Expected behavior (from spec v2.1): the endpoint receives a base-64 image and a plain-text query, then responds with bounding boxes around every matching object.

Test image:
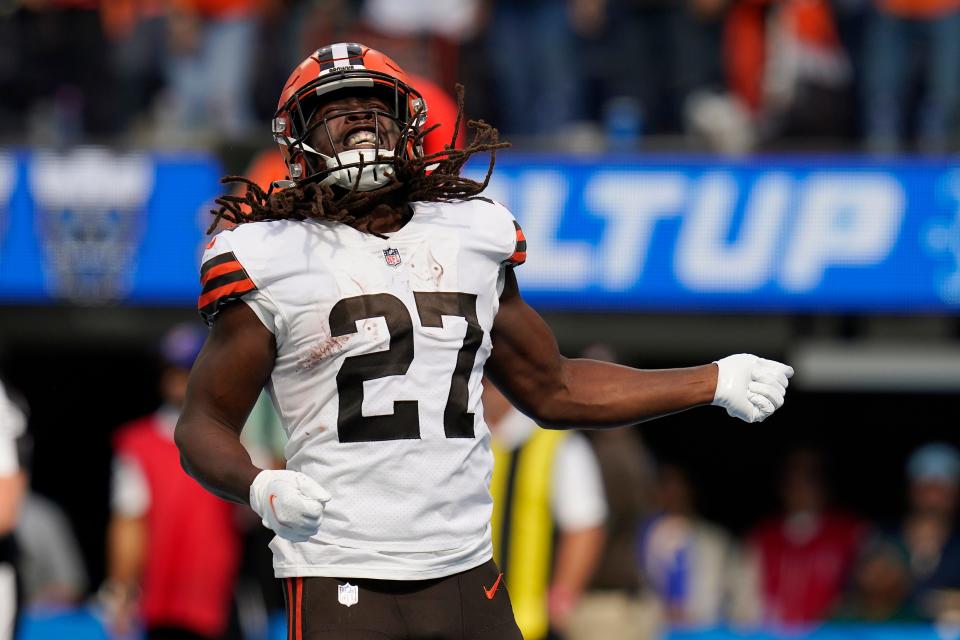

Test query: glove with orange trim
[249,470,331,542]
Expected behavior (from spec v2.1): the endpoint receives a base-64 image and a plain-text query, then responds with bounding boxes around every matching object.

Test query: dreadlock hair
[208,85,509,237]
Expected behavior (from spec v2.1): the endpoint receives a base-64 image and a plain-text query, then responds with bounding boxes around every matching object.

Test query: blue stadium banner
[1,148,959,312]
[0,148,219,305]
[472,155,960,312]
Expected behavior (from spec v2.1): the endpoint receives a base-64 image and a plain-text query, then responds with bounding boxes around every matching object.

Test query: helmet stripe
[318,43,365,74]
[315,46,334,72]
[346,43,364,66]
[331,42,350,65]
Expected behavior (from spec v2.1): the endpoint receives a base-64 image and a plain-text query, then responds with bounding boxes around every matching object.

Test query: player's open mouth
[342,127,383,150]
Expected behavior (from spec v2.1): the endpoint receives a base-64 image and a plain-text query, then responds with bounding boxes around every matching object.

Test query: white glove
[249,470,331,542]
[712,354,794,423]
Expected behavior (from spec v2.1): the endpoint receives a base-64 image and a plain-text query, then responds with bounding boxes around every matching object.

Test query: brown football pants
[280,559,523,640]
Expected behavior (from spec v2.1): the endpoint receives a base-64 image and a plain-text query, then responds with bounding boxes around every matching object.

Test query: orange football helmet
[272,43,427,191]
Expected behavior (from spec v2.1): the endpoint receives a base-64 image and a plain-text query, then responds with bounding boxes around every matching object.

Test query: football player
[175,43,793,640]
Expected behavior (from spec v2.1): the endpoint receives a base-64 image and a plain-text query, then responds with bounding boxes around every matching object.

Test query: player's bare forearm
[552,525,605,599]
[176,416,260,504]
[549,525,605,627]
[537,358,717,428]
[0,472,26,535]
[174,303,276,504]
[106,515,146,586]
[488,269,717,428]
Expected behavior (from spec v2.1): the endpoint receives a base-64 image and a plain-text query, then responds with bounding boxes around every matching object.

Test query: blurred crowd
[2,0,960,154]
[483,344,960,638]
[4,335,960,639]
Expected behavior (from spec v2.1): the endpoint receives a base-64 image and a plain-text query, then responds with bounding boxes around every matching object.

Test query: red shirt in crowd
[114,416,241,637]
[750,511,865,625]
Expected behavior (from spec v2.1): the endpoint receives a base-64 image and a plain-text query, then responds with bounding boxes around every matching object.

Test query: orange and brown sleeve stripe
[507,220,526,266]
[198,252,256,325]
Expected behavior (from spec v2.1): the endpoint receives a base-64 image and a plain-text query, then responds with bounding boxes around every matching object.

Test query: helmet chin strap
[319,148,396,192]
[275,132,398,192]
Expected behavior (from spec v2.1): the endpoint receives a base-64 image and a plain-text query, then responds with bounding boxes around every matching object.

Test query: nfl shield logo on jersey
[338,583,359,607]
[383,247,401,267]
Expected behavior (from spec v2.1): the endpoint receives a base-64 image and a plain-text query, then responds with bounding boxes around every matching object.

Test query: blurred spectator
[361,0,478,41]
[832,536,921,622]
[862,0,960,153]
[895,443,960,619]
[603,0,724,140]
[156,0,260,143]
[762,0,853,138]
[566,427,660,640]
[740,448,865,626]
[715,0,852,151]
[284,0,356,81]
[486,0,583,139]
[566,428,662,640]
[0,0,115,142]
[14,424,87,610]
[102,324,241,639]
[566,343,661,640]
[833,445,960,623]
[240,392,286,472]
[355,0,479,96]
[830,0,874,138]
[637,463,742,628]
[103,0,169,135]
[483,379,607,640]
[15,491,88,609]
[0,382,27,640]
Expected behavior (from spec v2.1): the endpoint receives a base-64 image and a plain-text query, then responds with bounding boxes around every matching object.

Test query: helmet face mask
[273,45,427,192]
[296,93,403,192]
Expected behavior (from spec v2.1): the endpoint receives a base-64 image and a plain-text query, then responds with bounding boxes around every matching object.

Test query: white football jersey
[198,198,526,579]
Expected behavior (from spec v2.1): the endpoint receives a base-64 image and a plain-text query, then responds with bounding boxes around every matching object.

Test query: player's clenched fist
[711,354,794,423]
[249,470,331,542]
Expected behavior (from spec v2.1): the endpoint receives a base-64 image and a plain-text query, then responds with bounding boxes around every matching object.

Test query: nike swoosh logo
[483,573,504,600]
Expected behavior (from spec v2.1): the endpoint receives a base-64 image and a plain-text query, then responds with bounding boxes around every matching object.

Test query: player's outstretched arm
[486,269,792,427]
